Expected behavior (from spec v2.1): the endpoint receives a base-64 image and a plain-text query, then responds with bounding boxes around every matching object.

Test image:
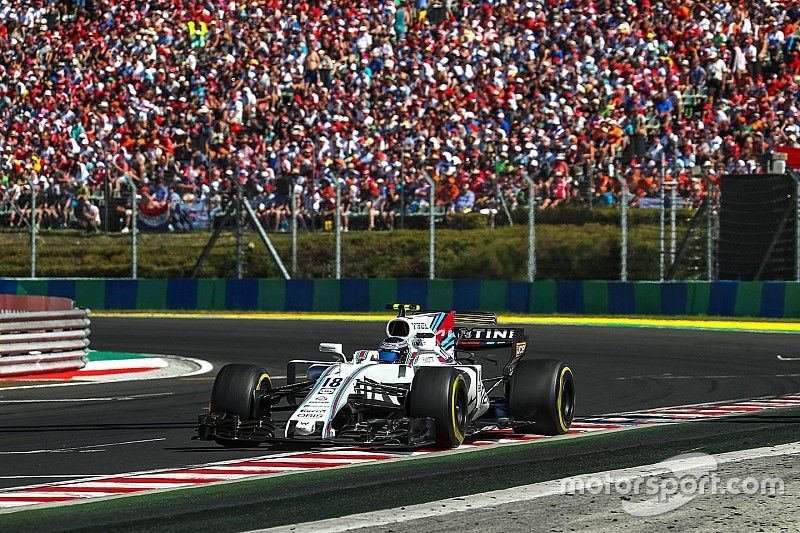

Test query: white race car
[197,305,575,448]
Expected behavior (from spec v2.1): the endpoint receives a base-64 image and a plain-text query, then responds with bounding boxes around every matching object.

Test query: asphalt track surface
[2,317,800,493]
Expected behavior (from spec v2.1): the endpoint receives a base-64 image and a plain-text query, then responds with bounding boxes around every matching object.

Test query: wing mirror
[319,343,346,362]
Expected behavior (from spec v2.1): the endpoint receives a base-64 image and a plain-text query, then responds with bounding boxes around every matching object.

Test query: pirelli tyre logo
[464,328,517,340]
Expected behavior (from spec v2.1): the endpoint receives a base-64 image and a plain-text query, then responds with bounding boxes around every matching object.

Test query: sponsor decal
[471,328,515,340]
[461,328,514,340]
[296,409,327,418]
[435,311,456,345]
[319,388,335,394]
[413,323,428,330]
[515,341,527,356]
[309,395,330,403]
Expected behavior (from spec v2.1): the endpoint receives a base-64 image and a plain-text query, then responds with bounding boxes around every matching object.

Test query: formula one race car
[197,305,575,449]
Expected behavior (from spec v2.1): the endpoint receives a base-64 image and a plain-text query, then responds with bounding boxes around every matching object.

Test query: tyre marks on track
[3,393,800,511]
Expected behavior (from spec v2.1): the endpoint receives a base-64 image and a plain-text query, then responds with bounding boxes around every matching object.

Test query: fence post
[400,149,406,230]
[242,200,291,279]
[422,172,436,279]
[127,177,138,279]
[290,177,297,277]
[26,177,36,279]
[614,165,628,281]
[790,170,800,282]
[706,180,714,281]
[659,175,666,281]
[334,174,342,280]
[235,173,244,280]
[103,173,110,232]
[670,181,677,267]
[522,171,536,282]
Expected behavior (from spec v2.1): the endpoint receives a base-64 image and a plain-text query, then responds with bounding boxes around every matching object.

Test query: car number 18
[319,377,343,388]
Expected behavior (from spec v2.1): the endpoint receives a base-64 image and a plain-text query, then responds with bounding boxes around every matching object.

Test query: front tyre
[407,367,469,448]
[508,359,575,435]
[210,364,271,447]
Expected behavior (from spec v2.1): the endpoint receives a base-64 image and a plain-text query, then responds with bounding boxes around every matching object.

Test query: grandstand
[0,0,798,232]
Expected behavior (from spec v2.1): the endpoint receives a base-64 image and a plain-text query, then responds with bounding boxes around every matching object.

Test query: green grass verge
[0,208,697,280]
[6,408,800,533]
[88,351,154,361]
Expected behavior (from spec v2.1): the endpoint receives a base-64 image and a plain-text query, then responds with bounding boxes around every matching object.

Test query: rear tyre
[407,367,469,448]
[508,359,575,435]
[210,364,271,447]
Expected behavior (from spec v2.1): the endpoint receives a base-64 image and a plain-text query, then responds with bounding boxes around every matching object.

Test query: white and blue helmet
[378,336,410,364]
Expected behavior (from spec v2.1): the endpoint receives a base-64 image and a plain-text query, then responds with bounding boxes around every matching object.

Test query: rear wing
[386,303,497,326]
[451,312,498,326]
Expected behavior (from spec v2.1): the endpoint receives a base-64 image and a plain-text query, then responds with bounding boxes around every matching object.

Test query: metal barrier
[0,308,90,376]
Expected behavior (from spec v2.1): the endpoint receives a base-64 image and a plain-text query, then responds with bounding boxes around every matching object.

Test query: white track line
[617,373,800,380]
[0,476,105,480]
[0,438,165,455]
[0,393,172,404]
[254,441,800,533]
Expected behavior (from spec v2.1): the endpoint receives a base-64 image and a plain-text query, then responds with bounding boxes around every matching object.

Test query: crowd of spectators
[0,0,799,232]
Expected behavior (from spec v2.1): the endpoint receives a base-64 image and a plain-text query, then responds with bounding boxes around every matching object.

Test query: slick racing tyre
[508,359,575,435]
[210,364,271,447]
[407,367,469,448]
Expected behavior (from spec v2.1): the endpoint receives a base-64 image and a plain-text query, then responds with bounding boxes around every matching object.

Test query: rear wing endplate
[454,327,529,371]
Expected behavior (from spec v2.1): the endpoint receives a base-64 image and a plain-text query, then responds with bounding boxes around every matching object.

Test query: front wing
[196,412,436,448]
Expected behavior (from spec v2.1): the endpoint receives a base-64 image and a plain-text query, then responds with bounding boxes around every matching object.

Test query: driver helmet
[377,336,410,364]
